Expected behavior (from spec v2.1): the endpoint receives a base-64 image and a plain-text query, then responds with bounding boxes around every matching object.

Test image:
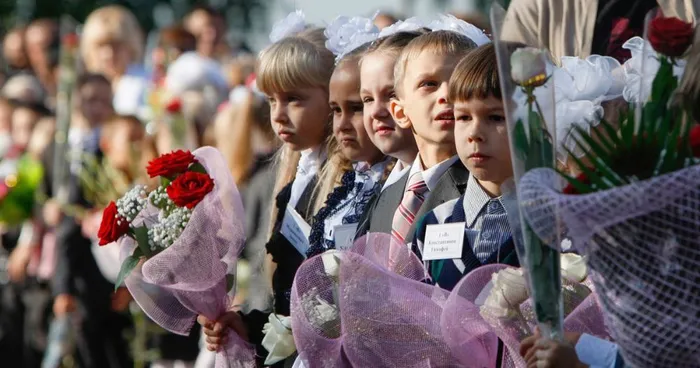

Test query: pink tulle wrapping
[119,146,255,368]
[291,234,468,367]
[443,264,611,367]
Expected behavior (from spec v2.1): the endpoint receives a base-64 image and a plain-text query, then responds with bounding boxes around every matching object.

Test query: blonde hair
[394,30,477,96]
[257,27,336,236]
[215,91,276,186]
[81,5,145,74]
[359,29,430,68]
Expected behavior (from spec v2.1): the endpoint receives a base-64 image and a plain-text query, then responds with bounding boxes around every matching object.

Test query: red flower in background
[146,150,196,178]
[648,16,694,57]
[62,33,79,49]
[98,202,130,246]
[690,125,700,157]
[165,98,182,114]
[166,171,214,209]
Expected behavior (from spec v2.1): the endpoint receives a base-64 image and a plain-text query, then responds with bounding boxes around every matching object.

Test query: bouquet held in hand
[98,147,255,368]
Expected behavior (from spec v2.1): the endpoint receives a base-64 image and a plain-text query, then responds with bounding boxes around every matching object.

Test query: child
[306,20,391,258]
[198,19,335,367]
[412,43,520,291]
[357,28,478,244]
[358,29,426,190]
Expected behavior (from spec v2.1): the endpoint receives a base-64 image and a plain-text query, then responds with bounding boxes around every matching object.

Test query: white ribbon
[261,314,296,365]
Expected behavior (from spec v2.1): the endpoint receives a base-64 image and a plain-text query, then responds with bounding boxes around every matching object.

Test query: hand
[197,311,249,352]
[53,294,77,317]
[7,246,32,282]
[111,287,132,312]
[43,199,63,227]
[521,330,587,368]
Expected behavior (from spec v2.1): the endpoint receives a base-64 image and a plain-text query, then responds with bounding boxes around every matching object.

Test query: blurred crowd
[0,4,489,368]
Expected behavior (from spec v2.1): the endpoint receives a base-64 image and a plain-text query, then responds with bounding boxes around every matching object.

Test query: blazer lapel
[406,161,469,243]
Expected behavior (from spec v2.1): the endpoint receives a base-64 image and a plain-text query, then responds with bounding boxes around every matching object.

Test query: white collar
[298,146,326,176]
[408,154,459,191]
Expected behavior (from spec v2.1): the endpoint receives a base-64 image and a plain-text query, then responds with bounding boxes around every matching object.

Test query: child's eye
[331,106,342,115]
[288,95,302,103]
[267,96,276,104]
[419,80,438,89]
[362,96,374,104]
[489,114,506,123]
[456,115,472,122]
[388,90,397,99]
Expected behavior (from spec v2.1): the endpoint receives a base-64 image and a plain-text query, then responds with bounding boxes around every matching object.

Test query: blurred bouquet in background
[0,154,44,225]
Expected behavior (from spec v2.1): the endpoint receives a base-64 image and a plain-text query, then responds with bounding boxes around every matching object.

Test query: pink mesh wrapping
[443,264,610,368]
[519,166,700,367]
[119,146,255,368]
[290,234,465,367]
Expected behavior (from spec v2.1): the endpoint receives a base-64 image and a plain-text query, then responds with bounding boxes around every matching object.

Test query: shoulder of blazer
[296,175,319,222]
[447,160,470,189]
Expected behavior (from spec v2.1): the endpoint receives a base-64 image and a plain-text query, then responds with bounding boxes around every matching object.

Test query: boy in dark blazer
[412,44,520,289]
[355,30,478,244]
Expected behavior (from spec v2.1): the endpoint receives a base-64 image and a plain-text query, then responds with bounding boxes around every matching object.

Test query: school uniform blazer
[244,176,318,367]
[355,160,470,244]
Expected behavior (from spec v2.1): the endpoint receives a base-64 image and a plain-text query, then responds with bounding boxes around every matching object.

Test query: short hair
[448,43,501,102]
[394,30,477,96]
[76,73,111,91]
[256,28,335,94]
[81,6,145,71]
[159,25,197,54]
[359,28,430,67]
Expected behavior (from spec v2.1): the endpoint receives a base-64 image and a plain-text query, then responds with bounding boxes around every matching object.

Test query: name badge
[280,205,311,257]
[422,222,465,261]
[333,223,358,251]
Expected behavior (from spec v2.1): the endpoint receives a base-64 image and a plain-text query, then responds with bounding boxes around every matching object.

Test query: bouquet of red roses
[99,147,255,368]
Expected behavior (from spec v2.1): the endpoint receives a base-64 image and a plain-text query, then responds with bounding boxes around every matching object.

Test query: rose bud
[510,47,548,87]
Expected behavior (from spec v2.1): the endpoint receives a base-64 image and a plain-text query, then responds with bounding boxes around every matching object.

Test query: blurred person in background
[151,25,198,85]
[24,19,59,100]
[39,73,132,368]
[81,5,149,117]
[3,26,30,77]
[222,53,256,89]
[1,73,47,107]
[184,5,230,61]
[374,12,400,29]
[502,0,698,62]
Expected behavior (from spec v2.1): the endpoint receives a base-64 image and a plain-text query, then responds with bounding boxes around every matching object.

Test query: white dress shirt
[382,159,411,192]
[289,147,326,209]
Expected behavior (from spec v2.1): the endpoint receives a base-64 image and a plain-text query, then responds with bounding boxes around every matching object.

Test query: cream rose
[511,47,547,86]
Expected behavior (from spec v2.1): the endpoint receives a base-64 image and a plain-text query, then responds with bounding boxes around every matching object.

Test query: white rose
[481,268,529,318]
[511,47,547,86]
[261,314,296,365]
[560,253,587,283]
[313,296,339,324]
[321,251,341,279]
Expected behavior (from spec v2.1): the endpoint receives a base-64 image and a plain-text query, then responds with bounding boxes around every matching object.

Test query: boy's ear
[390,99,411,130]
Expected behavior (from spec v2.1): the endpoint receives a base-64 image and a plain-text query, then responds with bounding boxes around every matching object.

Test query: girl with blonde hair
[81,5,148,116]
[198,12,335,367]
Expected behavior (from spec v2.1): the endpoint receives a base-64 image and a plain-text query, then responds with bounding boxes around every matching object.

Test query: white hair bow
[325,12,380,61]
[377,16,426,39]
[269,10,307,43]
[427,14,490,46]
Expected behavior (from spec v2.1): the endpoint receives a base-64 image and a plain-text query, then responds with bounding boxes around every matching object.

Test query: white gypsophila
[427,14,490,46]
[147,206,192,251]
[148,186,172,209]
[116,185,147,222]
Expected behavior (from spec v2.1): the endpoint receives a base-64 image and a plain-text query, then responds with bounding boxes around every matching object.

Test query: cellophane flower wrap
[101,147,255,368]
[291,233,467,368]
[490,2,564,340]
[441,257,608,368]
[518,13,700,368]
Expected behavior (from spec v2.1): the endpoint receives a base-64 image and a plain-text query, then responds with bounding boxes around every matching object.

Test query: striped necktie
[391,172,429,243]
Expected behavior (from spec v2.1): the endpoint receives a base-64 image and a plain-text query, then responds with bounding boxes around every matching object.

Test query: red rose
[98,202,130,246]
[62,33,79,49]
[146,150,196,178]
[690,124,700,157]
[165,98,182,114]
[166,171,214,209]
[563,173,588,195]
[648,16,694,57]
